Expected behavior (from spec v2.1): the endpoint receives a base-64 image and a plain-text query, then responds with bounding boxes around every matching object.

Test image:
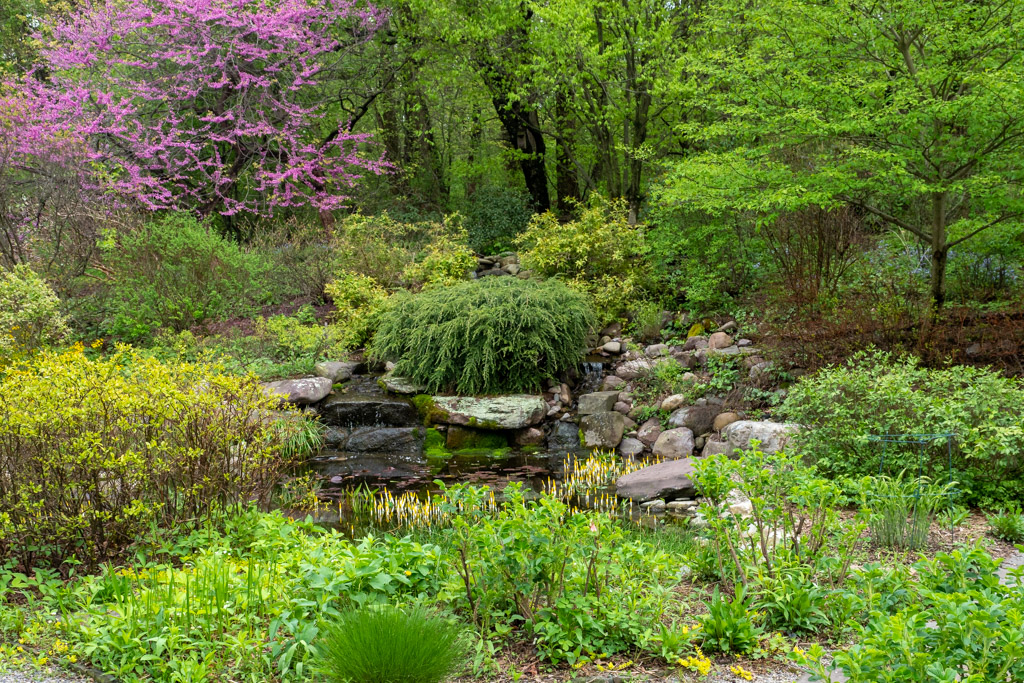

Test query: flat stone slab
[432,395,547,430]
[616,458,697,502]
[577,390,620,415]
[379,373,427,395]
[345,426,426,454]
[314,361,358,383]
[317,394,418,427]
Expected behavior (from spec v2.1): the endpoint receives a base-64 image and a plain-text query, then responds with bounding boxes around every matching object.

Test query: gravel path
[0,668,89,683]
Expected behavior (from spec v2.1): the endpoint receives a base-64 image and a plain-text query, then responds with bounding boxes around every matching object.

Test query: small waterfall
[576,359,606,395]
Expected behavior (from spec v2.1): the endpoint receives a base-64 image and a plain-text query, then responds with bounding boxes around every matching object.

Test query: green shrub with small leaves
[370,277,593,395]
[0,264,69,365]
[781,350,1024,506]
[987,504,1024,543]
[464,186,535,253]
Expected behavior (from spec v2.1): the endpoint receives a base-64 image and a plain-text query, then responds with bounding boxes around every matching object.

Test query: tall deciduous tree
[15,0,388,218]
[663,0,1024,309]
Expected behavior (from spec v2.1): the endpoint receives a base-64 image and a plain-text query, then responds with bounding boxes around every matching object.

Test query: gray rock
[749,361,774,378]
[615,358,659,380]
[717,321,738,333]
[637,418,663,447]
[580,412,626,448]
[682,336,708,352]
[602,340,622,354]
[314,361,357,383]
[641,499,667,513]
[653,427,695,459]
[379,373,428,394]
[324,426,349,447]
[737,338,753,347]
[431,395,547,430]
[708,331,734,349]
[660,394,687,412]
[514,427,545,446]
[504,263,521,275]
[262,377,333,406]
[618,437,645,458]
[616,458,697,502]
[477,267,509,277]
[645,343,668,358]
[319,394,418,427]
[577,390,620,415]
[702,438,732,457]
[547,421,583,451]
[601,322,623,337]
[668,405,717,435]
[722,420,800,455]
[600,375,626,391]
[613,401,632,414]
[346,426,426,454]
[559,383,572,405]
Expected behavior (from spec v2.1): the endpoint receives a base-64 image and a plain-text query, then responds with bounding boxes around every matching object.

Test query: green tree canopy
[661,0,1024,308]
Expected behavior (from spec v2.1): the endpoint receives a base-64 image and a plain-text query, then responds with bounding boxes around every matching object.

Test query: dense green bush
[316,606,466,683]
[96,213,269,341]
[780,350,1024,505]
[0,347,304,569]
[0,264,69,365]
[463,186,534,253]
[516,196,648,323]
[370,277,593,395]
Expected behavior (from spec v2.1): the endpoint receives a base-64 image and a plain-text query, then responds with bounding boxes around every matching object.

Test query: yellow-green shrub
[516,196,649,322]
[0,265,69,365]
[325,271,391,349]
[331,212,423,288]
[0,347,304,570]
[403,217,476,290]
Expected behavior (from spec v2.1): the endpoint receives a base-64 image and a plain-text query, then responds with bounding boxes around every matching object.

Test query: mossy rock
[411,395,451,426]
[445,426,509,451]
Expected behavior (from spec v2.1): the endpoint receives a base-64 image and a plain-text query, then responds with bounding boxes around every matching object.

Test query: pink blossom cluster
[4,0,388,216]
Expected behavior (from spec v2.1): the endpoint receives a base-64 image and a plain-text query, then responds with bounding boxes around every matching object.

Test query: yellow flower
[731,664,754,681]
[404,570,411,576]
[68,655,78,663]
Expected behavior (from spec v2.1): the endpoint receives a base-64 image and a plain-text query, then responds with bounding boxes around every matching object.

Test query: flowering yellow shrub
[0,346,304,570]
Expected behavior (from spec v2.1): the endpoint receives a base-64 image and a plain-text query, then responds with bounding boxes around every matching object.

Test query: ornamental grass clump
[370,277,594,395]
[316,606,466,683]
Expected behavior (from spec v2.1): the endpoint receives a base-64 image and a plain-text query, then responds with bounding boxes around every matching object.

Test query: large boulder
[431,395,547,430]
[262,377,332,406]
[577,390,620,415]
[580,412,626,448]
[653,427,695,459]
[616,458,697,502]
[722,420,799,455]
[547,421,583,451]
[314,361,358,383]
[708,331,734,349]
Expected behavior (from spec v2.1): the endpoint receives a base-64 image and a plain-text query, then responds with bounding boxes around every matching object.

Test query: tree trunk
[488,88,550,212]
[929,191,948,311]
[554,92,580,217]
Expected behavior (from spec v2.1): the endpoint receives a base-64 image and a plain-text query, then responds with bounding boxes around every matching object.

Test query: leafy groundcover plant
[316,606,466,683]
[370,277,594,395]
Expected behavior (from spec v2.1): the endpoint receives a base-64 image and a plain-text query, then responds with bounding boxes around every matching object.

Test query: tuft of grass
[864,471,953,550]
[316,606,467,683]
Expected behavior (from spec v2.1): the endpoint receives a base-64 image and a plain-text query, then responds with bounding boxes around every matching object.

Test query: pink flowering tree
[16,0,388,218]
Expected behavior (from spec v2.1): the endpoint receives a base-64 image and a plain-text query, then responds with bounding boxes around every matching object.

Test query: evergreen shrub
[370,277,593,395]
